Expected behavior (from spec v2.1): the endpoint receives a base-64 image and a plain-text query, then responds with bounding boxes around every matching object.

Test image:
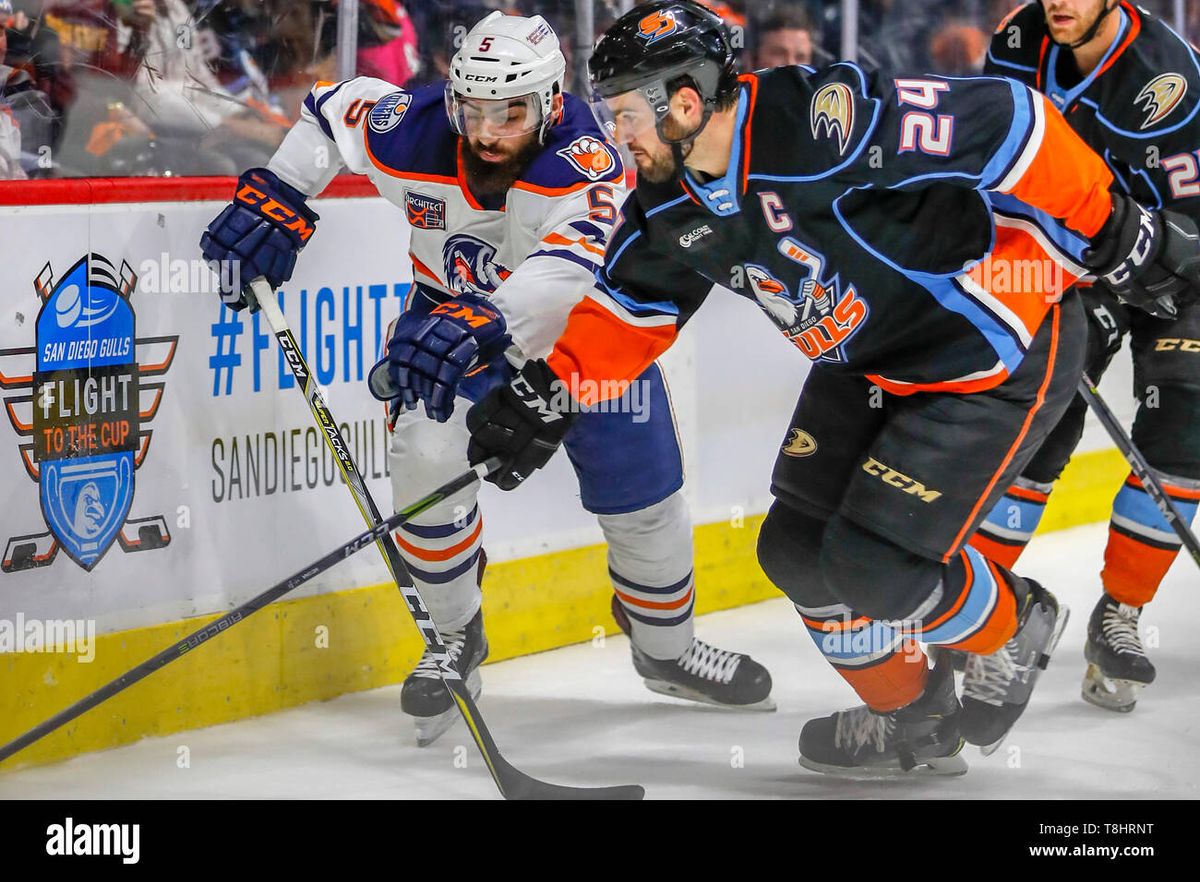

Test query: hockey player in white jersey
[200,12,773,746]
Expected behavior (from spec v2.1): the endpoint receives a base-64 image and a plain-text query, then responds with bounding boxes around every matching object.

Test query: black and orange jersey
[987,2,1200,221]
[547,65,1114,402]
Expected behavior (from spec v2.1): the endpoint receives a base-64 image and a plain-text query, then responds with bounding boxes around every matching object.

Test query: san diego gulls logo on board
[811,83,855,155]
[0,254,177,572]
[1136,73,1188,129]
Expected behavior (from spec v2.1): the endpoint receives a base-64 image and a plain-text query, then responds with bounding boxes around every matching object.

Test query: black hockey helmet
[587,0,736,146]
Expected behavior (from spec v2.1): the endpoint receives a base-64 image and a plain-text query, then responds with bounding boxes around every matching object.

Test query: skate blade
[642,678,777,712]
[1038,603,1070,670]
[798,750,969,780]
[976,604,1072,757]
[1081,664,1141,713]
[411,669,482,748]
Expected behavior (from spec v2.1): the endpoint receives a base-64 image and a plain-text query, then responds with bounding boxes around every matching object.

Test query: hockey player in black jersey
[977,1,1200,713]
[462,1,1200,776]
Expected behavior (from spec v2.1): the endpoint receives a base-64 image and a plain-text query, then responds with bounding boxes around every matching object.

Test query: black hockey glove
[200,168,319,312]
[1084,192,1200,320]
[466,359,576,491]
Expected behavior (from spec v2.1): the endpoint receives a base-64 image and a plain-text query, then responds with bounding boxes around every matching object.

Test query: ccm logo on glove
[235,181,316,242]
[430,300,500,328]
[511,374,565,424]
[1101,206,1155,287]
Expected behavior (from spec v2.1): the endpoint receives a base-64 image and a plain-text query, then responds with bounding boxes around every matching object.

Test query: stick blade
[500,772,645,801]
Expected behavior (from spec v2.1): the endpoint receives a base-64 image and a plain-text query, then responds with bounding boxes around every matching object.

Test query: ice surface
[1,522,1196,799]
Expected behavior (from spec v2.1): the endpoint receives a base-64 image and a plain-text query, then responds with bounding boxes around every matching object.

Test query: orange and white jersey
[267,77,626,360]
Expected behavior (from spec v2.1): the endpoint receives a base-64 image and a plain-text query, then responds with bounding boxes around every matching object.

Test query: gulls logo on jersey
[557,136,617,182]
[744,238,868,364]
[636,9,679,44]
[1135,73,1188,130]
[405,191,446,230]
[811,83,855,155]
[369,91,412,133]
[0,254,177,572]
[443,235,512,296]
[746,264,797,323]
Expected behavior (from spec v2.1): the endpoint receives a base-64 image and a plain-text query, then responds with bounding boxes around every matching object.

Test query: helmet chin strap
[657,106,714,182]
[1049,0,1119,50]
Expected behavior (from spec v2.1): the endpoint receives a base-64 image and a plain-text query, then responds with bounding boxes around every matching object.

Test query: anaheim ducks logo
[1136,73,1188,130]
[557,135,617,181]
[782,429,818,457]
[637,9,679,44]
[811,83,855,155]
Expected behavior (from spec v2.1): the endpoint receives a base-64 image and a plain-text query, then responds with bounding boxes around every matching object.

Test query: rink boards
[0,180,1132,768]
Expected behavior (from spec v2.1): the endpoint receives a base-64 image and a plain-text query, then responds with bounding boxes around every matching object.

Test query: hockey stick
[0,462,493,766]
[1078,374,1200,569]
[248,277,644,800]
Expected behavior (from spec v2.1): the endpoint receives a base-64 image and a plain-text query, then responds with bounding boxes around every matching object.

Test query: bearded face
[460,129,543,198]
[1043,0,1117,46]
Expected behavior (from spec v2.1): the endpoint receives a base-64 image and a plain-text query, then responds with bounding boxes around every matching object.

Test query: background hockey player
[462,1,1200,777]
[0,0,29,180]
[198,11,772,747]
[978,0,1200,712]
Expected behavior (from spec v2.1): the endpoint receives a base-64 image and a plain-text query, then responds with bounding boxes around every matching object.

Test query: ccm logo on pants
[1154,338,1200,352]
[862,457,943,503]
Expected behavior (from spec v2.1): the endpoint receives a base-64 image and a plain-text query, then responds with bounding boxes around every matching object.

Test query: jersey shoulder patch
[750,65,880,180]
[985,2,1044,79]
[517,93,624,192]
[1106,11,1200,136]
[361,81,458,178]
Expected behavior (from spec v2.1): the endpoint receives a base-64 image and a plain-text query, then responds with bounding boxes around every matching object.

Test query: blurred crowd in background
[1,0,1196,180]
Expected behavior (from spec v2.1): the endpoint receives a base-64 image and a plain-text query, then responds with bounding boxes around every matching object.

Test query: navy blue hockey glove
[199,167,319,312]
[466,359,576,491]
[1085,193,1200,320]
[368,294,510,422]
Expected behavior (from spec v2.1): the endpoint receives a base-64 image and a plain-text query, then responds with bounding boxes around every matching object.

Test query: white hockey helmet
[445,11,567,142]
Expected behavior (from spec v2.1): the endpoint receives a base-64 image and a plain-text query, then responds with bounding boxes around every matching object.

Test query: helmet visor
[446,87,543,139]
[588,81,671,145]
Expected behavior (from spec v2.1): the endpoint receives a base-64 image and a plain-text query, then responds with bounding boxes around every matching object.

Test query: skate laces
[963,642,1026,706]
[677,639,742,684]
[834,705,892,754]
[412,626,468,680]
[1101,603,1146,658]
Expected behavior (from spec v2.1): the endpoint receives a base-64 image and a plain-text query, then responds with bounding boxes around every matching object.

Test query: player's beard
[1044,0,1115,47]
[461,135,542,198]
[635,117,696,184]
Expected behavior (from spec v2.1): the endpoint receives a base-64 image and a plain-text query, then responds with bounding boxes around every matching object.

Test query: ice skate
[612,595,775,710]
[798,656,967,778]
[400,609,488,747]
[1081,595,1156,713]
[960,579,1068,754]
